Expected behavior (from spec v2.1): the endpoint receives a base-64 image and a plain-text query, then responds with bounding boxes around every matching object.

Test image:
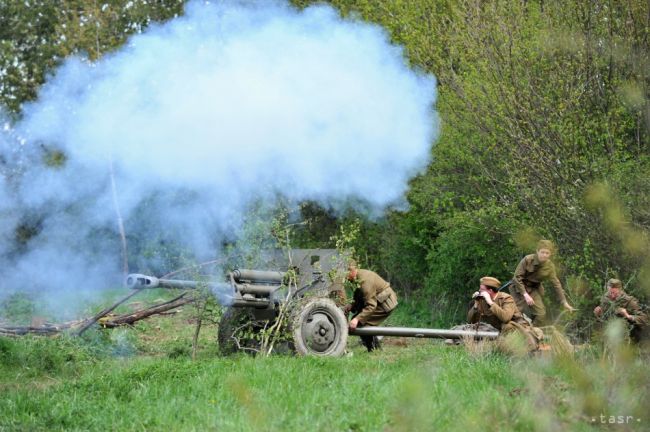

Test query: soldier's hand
[562,302,576,312]
[349,317,359,330]
[479,291,493,305]
[615,308,630,319]
[472,291,480,299]
[523,292,535,306]
[593,306,602,317]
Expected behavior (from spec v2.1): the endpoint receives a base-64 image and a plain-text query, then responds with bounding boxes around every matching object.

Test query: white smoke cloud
[0,0,437,318]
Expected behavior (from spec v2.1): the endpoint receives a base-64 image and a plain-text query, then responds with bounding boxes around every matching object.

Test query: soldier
[469,276,543,351]
[508,239,575,325]
[594,278,647,343]
[345,260,398,352]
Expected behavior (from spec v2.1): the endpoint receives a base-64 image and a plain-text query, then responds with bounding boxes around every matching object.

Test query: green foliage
[292,0,650,329]
[0,292,36,325]
[423,207,520,325]
[0,0,184,112]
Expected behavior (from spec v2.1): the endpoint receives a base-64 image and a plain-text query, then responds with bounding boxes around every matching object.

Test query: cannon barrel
[126,274,163,289]
[125,274,229,291]
[125,273,280,298]
[349,326,499,340]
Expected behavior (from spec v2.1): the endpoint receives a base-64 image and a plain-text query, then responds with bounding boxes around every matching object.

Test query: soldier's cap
[480,276,501,290]
[536,239,555,252]
[607,278,622,288]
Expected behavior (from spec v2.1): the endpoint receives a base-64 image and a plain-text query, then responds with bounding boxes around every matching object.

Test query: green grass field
[1,294,648,431]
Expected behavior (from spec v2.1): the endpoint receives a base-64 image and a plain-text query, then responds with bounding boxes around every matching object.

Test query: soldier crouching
[594,278,648,344]
[468,276,543,351]
[345,260,398,352]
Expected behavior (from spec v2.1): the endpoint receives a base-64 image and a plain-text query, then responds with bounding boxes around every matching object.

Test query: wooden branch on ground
[0,292,195,336]
[98,293,194,328]
[0,321,80,336]
[74,289,142,336]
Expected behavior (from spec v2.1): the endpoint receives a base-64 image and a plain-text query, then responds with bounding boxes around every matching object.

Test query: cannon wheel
[289,297,348,357]
[217,307,262,355]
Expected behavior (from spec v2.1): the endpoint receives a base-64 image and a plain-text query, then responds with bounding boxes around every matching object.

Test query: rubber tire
[289,297,348,357]
[217,307,261,355]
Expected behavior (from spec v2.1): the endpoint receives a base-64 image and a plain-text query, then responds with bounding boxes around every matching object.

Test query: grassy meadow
[1,292,649,431]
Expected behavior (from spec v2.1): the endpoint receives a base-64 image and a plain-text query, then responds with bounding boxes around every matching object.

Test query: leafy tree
[0,0,183,113]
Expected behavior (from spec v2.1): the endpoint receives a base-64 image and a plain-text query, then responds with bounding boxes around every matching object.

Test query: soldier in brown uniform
[594,279,648,343]
[346,260,398,351]
[508,239,575,325]
[469,276,542,350]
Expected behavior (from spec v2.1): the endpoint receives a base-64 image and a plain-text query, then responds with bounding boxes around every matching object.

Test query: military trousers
[500,321,543,351]
[509,286,545,326]
[355,308,393,352]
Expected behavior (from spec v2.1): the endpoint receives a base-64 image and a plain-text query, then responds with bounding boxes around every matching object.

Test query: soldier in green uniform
[469,276,543,351]
[508,239,575,325]
[345,260,398,352]
[594,278,648,343]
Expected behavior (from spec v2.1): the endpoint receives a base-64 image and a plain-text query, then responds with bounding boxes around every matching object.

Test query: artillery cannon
[126,249,351,357]
[126,249,498,357]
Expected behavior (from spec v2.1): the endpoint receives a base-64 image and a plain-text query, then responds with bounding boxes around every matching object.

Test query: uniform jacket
[467,291,524,331]
[351,269,397,324]
[513,253,567,304]
[597,292,648,326]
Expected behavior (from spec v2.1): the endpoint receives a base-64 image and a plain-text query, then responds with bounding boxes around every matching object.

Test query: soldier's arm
[513,258,528,295]
[489,297,516,324]
[350,290,363,314]
[548,264,568,304]
[595,296,611,320]
[626,299,648,326]
[355,282,377,324]
[468,302,480,323]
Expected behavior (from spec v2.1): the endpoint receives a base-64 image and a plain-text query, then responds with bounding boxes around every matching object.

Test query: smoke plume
[0,0,437,318]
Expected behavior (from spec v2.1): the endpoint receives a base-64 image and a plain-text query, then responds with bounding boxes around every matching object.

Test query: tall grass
[2,330,647,431]
[1,296,648,432]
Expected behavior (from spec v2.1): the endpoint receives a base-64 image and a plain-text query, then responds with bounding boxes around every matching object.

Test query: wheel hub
[303,312,337,352]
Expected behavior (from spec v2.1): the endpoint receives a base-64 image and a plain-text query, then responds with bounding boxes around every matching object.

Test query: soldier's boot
[373,336,383,350]
[360,335,378,352]
[368,336,383,352]
[360,335,372,351]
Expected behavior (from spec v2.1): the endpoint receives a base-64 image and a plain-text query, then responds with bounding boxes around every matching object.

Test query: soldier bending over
[345,260,398,352]
[509,239,575,326]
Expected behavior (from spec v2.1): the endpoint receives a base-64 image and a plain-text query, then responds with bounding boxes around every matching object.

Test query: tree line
[293,0,650,333]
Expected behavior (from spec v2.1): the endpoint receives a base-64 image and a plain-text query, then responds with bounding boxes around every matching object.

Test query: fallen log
[0,323,74,336]
[99,293,194,327]
[0,293,194,337]
[74,289,143,336]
